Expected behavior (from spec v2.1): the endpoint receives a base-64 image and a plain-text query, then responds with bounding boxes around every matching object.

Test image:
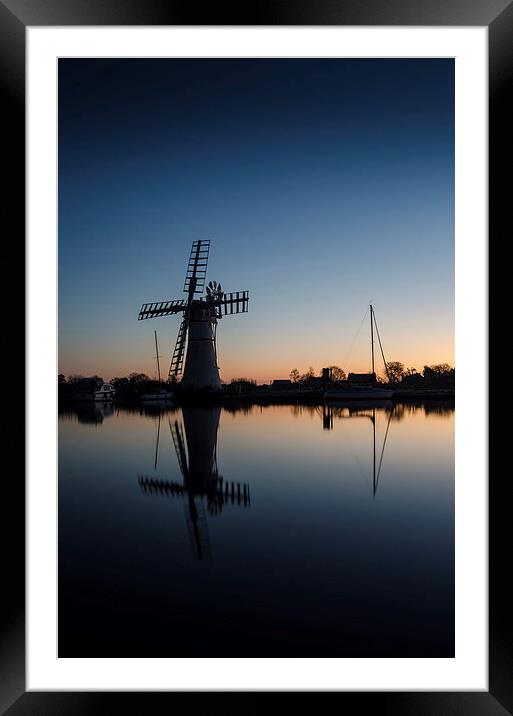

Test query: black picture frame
[2,0,508,712]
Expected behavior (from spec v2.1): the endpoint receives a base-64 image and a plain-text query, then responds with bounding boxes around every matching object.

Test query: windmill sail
[138,240,248,390]
[170,419,188,479]
[184,498,211,560]
[170,318,189,376]
[184,240,210,297]
[138,299,187,320]
[216,291,249,315]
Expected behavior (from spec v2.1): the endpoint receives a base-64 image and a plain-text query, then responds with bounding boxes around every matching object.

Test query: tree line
[59,361,455,393]
[384,362,454,386]
[288,362,454,387]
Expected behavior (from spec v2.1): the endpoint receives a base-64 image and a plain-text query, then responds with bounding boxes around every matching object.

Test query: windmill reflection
[320,403,393,495]
[138,406,250,559]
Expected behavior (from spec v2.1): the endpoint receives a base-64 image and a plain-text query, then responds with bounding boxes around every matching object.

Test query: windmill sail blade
[215,290,249,316]
[184,240,210,298]
[170,419,189,480]
[184,498,212,560]
[138,475,186,497]
[138,299,187,320]
[138,474,251,508]
[169,318,189,375]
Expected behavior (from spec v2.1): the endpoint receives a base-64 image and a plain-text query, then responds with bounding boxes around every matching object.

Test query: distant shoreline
[59,388,454,408]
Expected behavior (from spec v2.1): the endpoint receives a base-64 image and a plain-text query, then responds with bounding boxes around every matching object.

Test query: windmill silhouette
[138,240,249,391]
[138,406,251,559]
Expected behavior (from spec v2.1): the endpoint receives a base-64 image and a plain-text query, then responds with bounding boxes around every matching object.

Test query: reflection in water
[59,401,115,425]
[423,401,455,417]
[138,406,250,560]
[320,404,393,495]
[59,400,454,657]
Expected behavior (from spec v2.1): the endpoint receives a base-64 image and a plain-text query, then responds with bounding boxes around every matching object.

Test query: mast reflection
[320,403,393,495]
[138,405,250,559]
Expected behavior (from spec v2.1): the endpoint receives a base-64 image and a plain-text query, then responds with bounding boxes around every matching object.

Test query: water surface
[59,400,454,656]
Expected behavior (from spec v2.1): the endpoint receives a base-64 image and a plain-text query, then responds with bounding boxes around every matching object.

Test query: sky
[58,58,454,384]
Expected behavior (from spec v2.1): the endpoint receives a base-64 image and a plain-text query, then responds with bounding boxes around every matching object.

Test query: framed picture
[2,0,508,712]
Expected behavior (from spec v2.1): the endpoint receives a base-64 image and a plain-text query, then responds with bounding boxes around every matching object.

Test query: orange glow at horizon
[59,342,454,384]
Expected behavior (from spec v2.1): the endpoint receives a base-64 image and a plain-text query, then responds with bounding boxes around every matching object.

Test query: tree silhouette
[67,374,84,384]
[231,377,256,385]
[423,364,454,387]
[298,366,317,389]
[128,372,150,384]
[385,361,405,383]
[425,363,453,376]
[289,368,300,383]
[327,365,346,382]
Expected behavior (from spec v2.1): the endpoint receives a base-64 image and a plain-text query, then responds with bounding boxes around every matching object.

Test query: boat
[94,382,116,401]
[139,330,174,402]
[324,304,394,400]
[140,389,174,403]
[72,377,116,402]
[324,385,393,400]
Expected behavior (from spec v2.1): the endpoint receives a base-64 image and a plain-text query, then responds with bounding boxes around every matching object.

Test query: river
[58,400,454,657]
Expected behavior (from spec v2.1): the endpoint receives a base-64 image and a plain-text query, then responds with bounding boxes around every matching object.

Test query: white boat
[72,377,115,402]
[94,383,116,401]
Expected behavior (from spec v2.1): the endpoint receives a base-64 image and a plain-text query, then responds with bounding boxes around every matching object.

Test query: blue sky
[58,58,454,383]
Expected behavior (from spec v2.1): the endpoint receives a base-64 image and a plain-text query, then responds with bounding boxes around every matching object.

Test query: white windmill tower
[138,240,249,391]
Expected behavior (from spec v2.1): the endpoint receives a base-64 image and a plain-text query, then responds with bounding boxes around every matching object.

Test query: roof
[347,372,376,383]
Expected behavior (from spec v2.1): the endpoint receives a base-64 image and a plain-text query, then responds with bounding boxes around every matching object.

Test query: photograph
[57,57,456,657]
[0,0,508,707]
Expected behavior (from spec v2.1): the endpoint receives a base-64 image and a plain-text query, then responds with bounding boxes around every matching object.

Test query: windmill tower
[138,240,249,391]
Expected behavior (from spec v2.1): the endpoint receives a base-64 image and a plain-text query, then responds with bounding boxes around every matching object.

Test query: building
[271,379,294,391]
[347,372,376,385]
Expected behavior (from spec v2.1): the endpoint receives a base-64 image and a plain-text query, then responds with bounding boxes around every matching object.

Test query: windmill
[138,406,251,559]
[138,240,249,391]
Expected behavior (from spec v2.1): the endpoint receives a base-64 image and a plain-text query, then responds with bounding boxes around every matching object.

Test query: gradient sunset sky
[58,58,454,384]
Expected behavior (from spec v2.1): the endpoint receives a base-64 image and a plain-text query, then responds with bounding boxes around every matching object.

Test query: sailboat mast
[372,408,377,495]
[154,330,161,382]
[372,307,391,383]
[370,303,375,375]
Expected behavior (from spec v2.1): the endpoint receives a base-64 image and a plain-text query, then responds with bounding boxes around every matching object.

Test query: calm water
[58,400,454,657]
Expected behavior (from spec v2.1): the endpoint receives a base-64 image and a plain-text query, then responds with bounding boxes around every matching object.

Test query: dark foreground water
[58,400,454,657]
